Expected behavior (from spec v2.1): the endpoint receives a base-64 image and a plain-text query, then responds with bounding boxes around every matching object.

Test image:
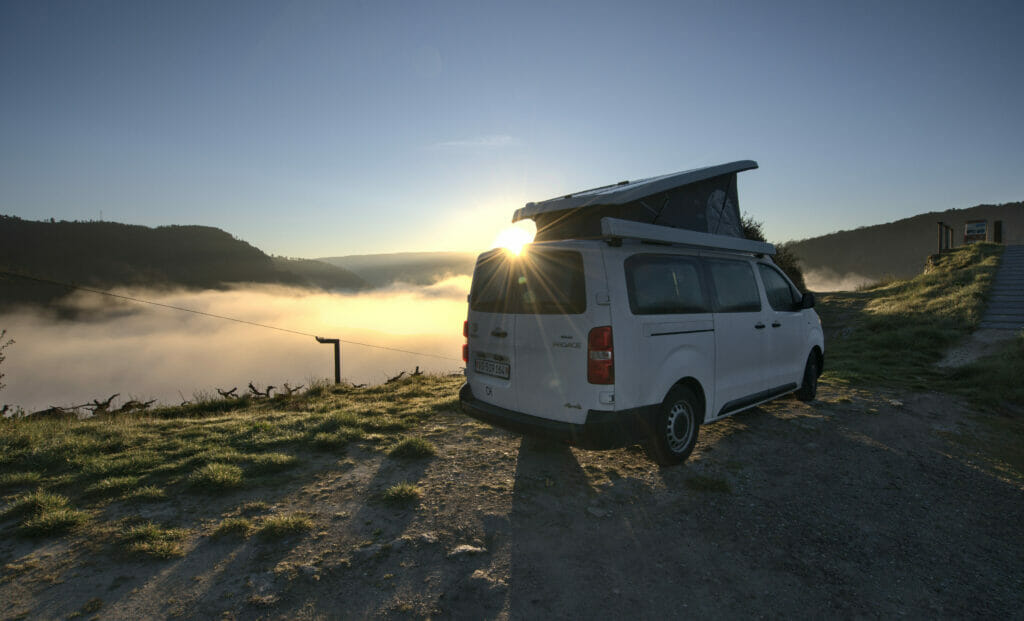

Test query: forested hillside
[0,216,367,308]
[788,202,1023,283]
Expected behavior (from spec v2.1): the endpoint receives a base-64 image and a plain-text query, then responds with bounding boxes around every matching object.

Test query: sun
[492,225,534,255]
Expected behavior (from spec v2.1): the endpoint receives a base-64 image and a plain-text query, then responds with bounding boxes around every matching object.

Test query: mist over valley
[0,279,468,413]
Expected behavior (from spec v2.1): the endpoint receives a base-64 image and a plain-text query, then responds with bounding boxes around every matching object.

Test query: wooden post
[315,337,341,384]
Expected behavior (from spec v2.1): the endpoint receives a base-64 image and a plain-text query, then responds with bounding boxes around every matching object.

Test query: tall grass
[818,243,1003,389]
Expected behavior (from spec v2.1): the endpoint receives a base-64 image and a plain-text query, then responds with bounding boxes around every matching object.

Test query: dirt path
[2,382,1022,619]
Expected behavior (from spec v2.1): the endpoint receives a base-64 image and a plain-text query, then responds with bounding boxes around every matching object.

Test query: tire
[795,354,819,402]
[644,386,701,467]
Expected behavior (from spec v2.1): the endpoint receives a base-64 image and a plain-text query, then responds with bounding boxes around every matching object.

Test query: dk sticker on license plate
[474,358,510,379]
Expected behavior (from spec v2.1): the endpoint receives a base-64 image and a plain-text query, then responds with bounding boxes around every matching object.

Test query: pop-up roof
[513,160,758,241]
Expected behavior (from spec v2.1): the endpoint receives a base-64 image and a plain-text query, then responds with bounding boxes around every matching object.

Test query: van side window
[757,264,801,311]
[625,255,709,315]
[707,259,761,313]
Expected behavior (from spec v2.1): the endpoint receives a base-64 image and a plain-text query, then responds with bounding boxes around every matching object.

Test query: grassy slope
[817,243,1020,401]
[817,242,1023,475]
[0,375,461,552]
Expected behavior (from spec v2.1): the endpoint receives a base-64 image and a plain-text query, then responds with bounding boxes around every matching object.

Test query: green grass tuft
[121,521,189,558]
[257,513,313,539]
[212,516,255,539]
[189,462,244,490]
[312,427,365,449]
[2,489,71,520]
[0,471,43,491]
[20,506,90,536]
[381,481,422,504]
[125,484,167,501]
[238,500,270,514]
[388,437,437,459]
[83,475,141,498]
[244,452,299,473]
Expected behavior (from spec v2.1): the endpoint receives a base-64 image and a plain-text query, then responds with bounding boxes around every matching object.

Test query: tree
[741,216,807,291]
[0,329,12,393]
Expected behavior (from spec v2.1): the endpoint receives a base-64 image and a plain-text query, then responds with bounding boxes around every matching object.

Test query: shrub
[0,329,12,393]
[742,216,807,291]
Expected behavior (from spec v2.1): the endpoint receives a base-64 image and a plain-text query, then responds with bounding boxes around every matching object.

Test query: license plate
[474,358,510,379]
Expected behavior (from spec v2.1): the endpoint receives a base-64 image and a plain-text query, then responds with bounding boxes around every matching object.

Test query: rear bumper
[458,383,658,450]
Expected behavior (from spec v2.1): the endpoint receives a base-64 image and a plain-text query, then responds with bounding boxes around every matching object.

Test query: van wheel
[795,355,818,402]
[644,386,700,467]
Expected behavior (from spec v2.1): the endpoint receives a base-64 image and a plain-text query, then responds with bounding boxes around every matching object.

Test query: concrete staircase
[980,245,1024,330]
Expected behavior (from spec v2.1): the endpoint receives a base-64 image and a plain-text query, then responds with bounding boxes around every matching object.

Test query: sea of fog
[0,277,471,413]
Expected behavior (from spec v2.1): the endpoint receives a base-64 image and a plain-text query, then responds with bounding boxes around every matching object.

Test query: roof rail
[600,217,776,256]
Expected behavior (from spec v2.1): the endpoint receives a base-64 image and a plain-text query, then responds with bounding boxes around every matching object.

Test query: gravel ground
[2,381,1021,619]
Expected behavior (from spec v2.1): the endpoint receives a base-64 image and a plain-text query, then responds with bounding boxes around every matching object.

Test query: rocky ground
[2,380,1022,619]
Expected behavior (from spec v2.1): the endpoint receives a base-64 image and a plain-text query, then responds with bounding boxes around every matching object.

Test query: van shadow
[506,436,693,618]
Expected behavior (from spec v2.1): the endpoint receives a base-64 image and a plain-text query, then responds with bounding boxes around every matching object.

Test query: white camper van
[459,161,824,465]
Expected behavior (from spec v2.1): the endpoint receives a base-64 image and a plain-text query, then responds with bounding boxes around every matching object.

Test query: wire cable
[0,270,463,362]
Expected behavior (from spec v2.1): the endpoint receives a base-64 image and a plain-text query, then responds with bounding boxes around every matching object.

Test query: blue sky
[2,0,1021,257]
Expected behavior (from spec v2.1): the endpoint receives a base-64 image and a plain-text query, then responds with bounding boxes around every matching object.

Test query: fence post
[315,337,341,384]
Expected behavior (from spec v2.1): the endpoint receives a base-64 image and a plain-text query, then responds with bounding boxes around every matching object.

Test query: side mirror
[800,292,816,309]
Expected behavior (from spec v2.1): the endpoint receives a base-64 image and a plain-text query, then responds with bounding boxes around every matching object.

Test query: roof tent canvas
[513,160,758,241]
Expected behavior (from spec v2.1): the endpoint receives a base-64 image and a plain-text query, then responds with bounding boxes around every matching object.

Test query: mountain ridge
[0,215,368,309]
[787,202,1023,286]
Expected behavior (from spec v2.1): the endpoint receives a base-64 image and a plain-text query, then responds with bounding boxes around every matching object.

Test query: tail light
[462,320,469,363]
[587,326,614,384]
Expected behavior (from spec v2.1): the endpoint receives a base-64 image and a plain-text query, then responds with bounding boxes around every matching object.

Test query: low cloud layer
[803,268,874,292]
[0,278,470,412]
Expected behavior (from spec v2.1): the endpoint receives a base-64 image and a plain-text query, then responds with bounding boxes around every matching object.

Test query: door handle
[754,322,766,330]
[491,329,508,338]
[772,321,782,328]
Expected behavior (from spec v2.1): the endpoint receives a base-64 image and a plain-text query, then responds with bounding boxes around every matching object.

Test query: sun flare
[493,225,534,255]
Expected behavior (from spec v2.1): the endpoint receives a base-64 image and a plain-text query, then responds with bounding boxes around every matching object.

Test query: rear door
[515,246,610,423]
[466,249,519,412]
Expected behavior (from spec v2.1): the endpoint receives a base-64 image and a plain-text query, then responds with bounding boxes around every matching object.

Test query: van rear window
[470,249,586,314]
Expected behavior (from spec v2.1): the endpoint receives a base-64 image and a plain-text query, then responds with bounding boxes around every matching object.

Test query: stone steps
[981,244,1024,330]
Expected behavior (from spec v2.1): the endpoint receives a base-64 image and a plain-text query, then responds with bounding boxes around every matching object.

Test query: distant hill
[0,216,368,308]
[788,202,1024,288]
[319,251,476,287]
